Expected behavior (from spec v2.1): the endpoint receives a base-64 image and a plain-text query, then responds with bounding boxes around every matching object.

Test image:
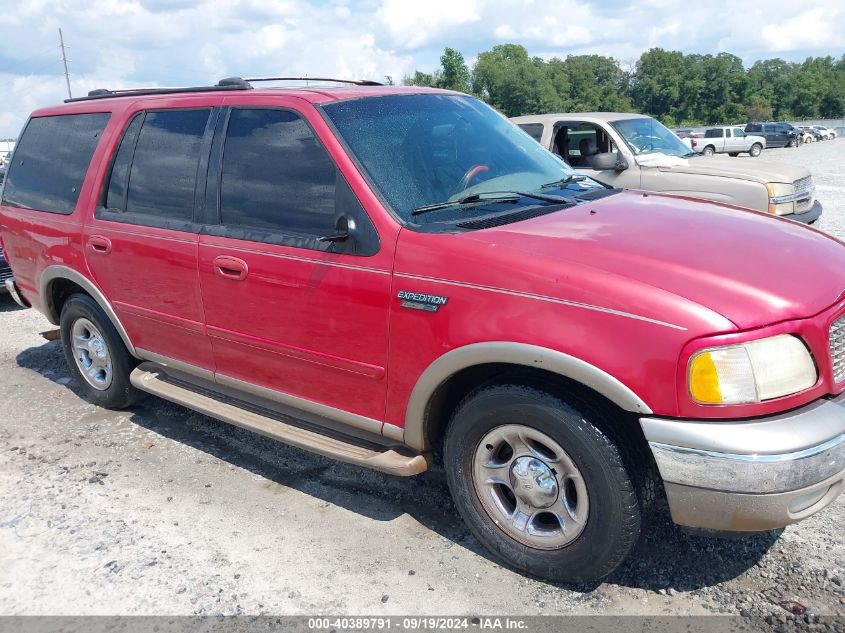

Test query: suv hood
[651,155,808,184]
[464,191,845,331]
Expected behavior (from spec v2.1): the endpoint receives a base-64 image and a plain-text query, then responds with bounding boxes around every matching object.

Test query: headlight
[688,334,817,404]
[766,182,796,215]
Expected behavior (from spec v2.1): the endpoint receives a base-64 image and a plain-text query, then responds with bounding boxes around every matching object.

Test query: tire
[788,138,798,148]
[60,293,143,409]
[443,384,642,583]
[702,145,715,156]
[749,143,762,157]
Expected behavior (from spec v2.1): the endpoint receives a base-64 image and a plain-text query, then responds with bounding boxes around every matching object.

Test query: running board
[130,364,429,476]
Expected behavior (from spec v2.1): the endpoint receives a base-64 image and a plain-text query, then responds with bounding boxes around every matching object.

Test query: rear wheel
[749,143,762,157]
[444,384,642,582]
[60,293,143,409]
[702,145,715,156]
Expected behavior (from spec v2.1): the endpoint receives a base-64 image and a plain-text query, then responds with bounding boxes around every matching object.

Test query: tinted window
[124,109,210,222]
[2,113,109,214]
[220,108,337,236]
[517,123,544,142]
[104,114,143,210]
[704,129,722,138]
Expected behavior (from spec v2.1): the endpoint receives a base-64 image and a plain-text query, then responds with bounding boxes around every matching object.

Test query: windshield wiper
[540,174,586,189]
[411,193,520,216]
[411,190,572,217]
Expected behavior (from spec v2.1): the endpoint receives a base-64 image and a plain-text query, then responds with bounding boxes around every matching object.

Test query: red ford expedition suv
[1,79,844,583]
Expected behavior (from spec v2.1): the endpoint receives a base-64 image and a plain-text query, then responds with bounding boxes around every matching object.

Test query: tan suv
[513,112,821,224]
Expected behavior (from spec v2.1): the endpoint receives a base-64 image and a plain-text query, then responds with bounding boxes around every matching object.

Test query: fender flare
[39,265,138,357]
[402,342,652,451]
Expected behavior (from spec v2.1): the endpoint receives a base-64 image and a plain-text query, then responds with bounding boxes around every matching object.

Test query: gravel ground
[0,139,844,625]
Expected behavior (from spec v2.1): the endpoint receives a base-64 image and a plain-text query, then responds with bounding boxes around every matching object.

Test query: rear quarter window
[1,112,110,214]
[517,123,544,142]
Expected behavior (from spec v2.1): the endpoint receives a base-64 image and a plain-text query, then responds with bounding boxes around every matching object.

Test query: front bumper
[640,391,845,531]
[786,199,822,224]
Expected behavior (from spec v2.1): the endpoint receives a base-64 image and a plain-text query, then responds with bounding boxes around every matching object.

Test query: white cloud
[377,0,482,48]
[761,8,839,51]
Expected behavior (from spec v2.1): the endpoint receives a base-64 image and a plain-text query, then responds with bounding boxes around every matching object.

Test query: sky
[0,0,843,139]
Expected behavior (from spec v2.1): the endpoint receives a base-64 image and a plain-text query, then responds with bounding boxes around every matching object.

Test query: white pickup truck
[699,126,766,157]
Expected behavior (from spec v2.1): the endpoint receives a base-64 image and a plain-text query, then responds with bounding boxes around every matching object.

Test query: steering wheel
[456,164,490,194]
[637,140,654,153]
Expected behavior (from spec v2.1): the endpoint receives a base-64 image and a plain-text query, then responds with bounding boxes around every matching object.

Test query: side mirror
[591,151,628,172]
[318,214,355,243]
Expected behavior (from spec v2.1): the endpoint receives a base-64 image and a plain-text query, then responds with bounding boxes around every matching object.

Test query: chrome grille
[793,176,815,213]
[832,314,845,384]
[794,175,814,195]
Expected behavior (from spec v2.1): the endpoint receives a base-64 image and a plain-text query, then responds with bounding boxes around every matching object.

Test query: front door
[551,122,639,188]
[86,105,219,370]
[197,103,394,424]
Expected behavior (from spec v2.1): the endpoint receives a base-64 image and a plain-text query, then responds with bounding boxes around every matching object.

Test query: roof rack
[65,75,383,103]
[242,76,384,86]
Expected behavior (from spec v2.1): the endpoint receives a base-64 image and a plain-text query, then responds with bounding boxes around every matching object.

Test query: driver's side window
[552,124,614,168]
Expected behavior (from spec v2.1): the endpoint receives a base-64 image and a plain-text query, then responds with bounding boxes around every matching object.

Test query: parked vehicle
[744,122,801,148]
[2,81,844,583]
[799,126,822,142]
[811,125,836,140]
[796,127,818,143]
[699,126,765,157]
[673,129,702,153]
[513,113,821,223]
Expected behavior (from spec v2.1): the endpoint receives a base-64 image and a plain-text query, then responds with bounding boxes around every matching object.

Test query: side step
[130,364,429,476]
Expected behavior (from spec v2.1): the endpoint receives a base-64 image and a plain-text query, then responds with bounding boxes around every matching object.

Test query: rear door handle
[213,255,248,281]
[88,235,112,254]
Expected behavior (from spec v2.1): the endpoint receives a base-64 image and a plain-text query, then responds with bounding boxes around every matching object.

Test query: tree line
[405,45,845,126]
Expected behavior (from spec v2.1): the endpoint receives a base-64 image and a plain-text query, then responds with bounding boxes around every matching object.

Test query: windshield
[611,117,693,158]
[321,94,603,222]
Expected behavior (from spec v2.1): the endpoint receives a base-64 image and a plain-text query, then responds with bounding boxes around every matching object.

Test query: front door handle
[213,255,249,281]
[88,235,112,254]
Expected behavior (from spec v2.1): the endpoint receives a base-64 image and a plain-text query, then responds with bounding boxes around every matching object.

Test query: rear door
[85,102,220,370]
[197,98,395,425]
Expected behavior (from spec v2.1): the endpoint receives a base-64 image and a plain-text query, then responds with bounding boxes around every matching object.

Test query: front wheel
[60,293,144,409]
[749,143,762,157]
[444,385,642,582]
[789,138,799,148]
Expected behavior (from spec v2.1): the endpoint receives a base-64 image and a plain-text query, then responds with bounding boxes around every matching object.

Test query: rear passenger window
[123,109,210,223]
[2,113,109,214]
[104,114,143,211]
[219,108,337,237]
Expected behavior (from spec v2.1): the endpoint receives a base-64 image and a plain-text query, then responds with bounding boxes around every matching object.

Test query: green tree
[558,55,633,111]
[439,47,471,92]
[471,44,559,116]
[404,69,440,87]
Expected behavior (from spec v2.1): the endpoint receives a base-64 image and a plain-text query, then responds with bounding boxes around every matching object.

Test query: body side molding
[39,265,139,357]
[403,341,653,451]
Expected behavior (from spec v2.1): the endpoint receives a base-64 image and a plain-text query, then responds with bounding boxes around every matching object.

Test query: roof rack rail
[65,81,252,103]
[242,76,384,86]
[63,75,383,103]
